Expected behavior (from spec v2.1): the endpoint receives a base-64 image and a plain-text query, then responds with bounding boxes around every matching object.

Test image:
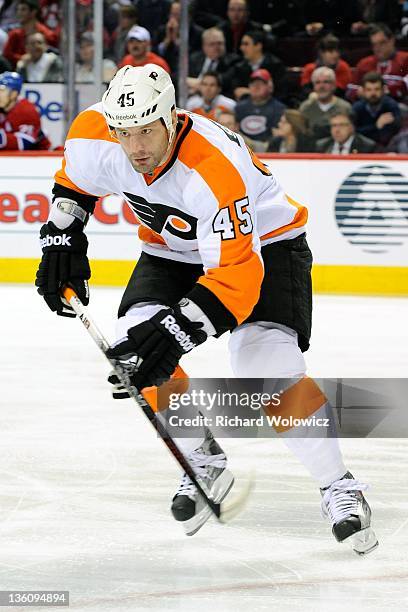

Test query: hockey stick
[62,286,253,524]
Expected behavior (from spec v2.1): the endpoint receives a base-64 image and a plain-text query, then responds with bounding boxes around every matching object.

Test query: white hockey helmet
[102,64,176,140]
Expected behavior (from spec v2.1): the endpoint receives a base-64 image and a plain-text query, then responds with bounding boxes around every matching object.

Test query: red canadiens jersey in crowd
[354,51,408,101]
[0,98,51,150]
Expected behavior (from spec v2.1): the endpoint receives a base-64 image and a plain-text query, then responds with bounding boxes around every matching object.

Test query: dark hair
[368,23,394,39]
[244,30,265,47]
[283,109,310,136]
[330,109,355,126]
[201,70,222,87]
[362,71,384,87]
[318,34,340,52]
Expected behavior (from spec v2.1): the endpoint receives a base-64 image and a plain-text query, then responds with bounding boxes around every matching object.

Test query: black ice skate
[171,428,234,536]
[321,471,378,555]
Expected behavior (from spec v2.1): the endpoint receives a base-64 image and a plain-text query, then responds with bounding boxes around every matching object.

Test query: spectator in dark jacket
[219,0,262,54]
[235,68,286,152]
[316,110,376,153]
[157,1,203,77]
[188,27,238,95]
[229,30,286,100]
[269,109,315,153]
[353,72,401,147]
[110,5,139,65]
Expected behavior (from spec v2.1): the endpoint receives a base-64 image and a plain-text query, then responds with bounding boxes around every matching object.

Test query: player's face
[371,32,394,61]
[330,116,354,144]
[227,0,247,25]
[115,119,170,174]
[240,36,259,61]
[363,81,383,105]
[127,38,148,60]
[321,49,339,67]
[249,78,272,102]
[79,42,94,64]
[200,76,220,103]
[16,3,33,24]
[27,34,46,61]
[313,75,335,100]
[0,86,17,111]
[203,36,225,60]
[169,1,181,20]
[276,114,292,137]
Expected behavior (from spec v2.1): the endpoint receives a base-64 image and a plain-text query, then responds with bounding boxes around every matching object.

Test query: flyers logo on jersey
[123,192,198,240]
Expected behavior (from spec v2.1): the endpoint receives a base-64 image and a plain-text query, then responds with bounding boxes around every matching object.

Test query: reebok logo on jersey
[160,314,197,352]
[40,234,71,248]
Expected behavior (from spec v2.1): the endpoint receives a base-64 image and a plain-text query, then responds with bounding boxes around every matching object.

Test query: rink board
[0,152,407,295]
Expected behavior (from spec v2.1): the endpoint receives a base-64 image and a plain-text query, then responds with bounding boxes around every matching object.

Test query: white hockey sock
[281,433,347,489]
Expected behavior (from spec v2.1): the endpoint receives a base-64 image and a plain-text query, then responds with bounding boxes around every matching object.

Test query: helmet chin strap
[157,118,178,167]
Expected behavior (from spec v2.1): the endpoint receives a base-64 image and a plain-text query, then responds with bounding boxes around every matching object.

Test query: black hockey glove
[35,219,90,317]
[106,306,207,390]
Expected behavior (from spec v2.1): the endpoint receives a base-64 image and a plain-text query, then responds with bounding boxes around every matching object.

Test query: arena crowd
[0,0,407,152]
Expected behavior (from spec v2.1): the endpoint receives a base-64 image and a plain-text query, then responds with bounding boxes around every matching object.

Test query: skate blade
[346,527,379,555]
[183,470,235,536]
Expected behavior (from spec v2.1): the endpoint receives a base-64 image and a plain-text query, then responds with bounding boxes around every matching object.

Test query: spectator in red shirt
[39,0,61,46]
[301,35,352,98]
[0,70,50,149]
[119,25,170,73]
[352,23,408,102]
[3,0,58,68]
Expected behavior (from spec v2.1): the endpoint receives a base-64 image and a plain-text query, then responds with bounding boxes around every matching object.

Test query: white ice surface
[0,286,407,611]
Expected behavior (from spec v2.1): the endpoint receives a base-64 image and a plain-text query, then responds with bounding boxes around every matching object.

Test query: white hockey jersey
[55,103,308,325]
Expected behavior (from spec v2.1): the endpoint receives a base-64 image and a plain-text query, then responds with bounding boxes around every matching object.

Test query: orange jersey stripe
[66,109,116,143]
[264,377,327,433]
[260,194,308,242]
[179,129,264,324]
[54,158,92,195]
[143,365,189,412]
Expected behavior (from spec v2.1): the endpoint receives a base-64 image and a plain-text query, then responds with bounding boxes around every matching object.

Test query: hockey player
[35,64,377,554]
[0,71,50,150]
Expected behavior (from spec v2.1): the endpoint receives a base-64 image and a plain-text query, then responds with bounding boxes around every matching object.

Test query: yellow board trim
[1,258,408,296]
[0,258,135,287]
